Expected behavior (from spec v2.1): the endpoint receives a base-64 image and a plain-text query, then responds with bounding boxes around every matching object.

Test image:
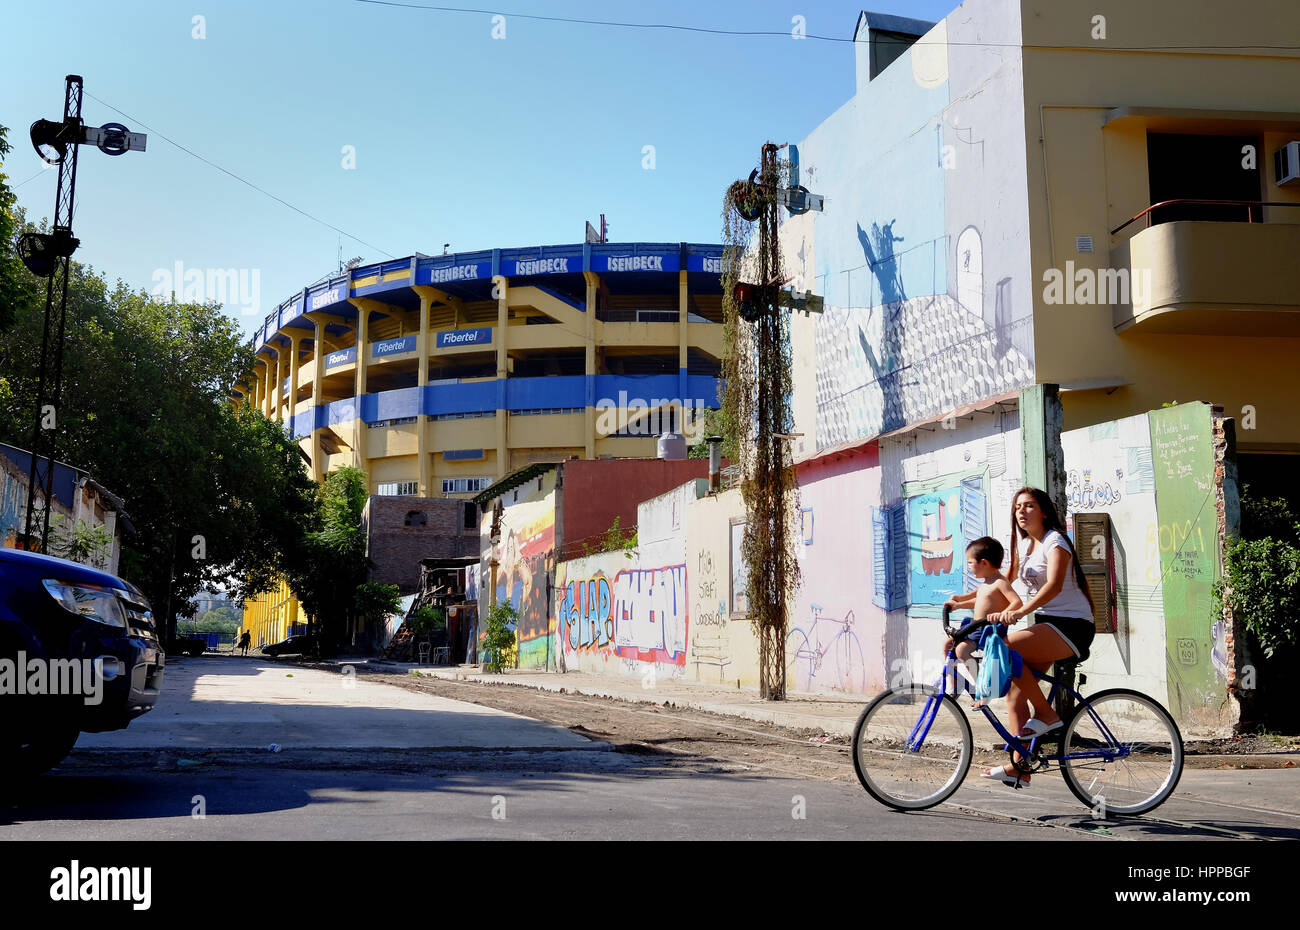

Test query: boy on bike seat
[941,537,1022,704]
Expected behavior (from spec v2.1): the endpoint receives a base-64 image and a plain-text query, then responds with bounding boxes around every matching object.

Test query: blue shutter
[960,477,987,594]
[871,507,889,609]
[888,504,908,610]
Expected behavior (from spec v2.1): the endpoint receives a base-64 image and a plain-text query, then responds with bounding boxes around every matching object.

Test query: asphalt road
[2,657,1296,841]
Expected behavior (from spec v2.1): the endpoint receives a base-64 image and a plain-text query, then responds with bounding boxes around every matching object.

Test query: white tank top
[1014,529,1093,620]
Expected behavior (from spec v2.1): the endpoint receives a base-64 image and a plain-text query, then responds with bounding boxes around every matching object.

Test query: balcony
[1111,201,1300,335]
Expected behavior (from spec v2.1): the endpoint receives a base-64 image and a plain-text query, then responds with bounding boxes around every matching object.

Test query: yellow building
[240,576,301,649]
[233,242,726,497]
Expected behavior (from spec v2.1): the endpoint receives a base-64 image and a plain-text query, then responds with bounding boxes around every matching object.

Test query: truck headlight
[42,579,128,629]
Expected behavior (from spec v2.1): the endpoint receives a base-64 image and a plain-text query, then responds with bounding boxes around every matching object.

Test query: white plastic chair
[417,642,432,665]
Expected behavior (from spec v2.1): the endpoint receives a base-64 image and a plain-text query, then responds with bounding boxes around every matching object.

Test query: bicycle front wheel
[852,686,972,811]
[1059,688,1183,816]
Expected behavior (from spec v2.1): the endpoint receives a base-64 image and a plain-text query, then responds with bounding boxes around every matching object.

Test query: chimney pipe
[706,436,723,493]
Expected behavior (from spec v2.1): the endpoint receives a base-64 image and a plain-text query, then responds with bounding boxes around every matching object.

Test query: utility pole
[726,143,823,700]
[18,75,146,552]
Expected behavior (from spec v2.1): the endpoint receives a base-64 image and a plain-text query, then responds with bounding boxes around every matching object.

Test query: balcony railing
[1112,199,1300,236]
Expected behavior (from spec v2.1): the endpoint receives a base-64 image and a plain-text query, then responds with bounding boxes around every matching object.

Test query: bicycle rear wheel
[1059,688,1183,816]
[852,686,972,811]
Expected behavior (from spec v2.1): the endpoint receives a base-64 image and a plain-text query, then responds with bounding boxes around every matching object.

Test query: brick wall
[1212,412,1248,730]
[364,495,479,593]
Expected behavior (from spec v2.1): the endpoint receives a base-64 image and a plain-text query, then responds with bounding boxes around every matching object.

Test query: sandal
[979,766,1030,789]
[1016,718,1063,740]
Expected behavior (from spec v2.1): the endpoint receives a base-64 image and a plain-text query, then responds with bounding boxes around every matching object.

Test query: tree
[284,467,371,655]
[0,124,39,333]
[0,212,318,643]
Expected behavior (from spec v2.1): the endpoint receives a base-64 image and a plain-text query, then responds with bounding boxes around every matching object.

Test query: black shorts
[1034,614,1095,660]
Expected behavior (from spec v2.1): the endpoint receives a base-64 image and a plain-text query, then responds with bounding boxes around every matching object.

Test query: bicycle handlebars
[941,604,996,647]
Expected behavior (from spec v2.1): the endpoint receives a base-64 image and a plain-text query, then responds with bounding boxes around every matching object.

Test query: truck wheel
[0,723,81,781]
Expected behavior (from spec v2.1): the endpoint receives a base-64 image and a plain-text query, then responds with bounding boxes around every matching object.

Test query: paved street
[2,656,1297,841]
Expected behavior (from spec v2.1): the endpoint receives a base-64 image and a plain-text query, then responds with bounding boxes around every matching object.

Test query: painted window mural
[874,472,988,617]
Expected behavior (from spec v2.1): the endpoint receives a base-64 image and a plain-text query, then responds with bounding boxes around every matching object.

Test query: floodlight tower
[18,75,146,552]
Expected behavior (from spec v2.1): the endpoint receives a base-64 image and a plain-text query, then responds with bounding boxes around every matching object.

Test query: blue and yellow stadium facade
[234,241,725,495]
[236,241,726,645]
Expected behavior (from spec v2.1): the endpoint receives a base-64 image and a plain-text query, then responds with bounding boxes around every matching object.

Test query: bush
[408,604,446,637]
[583,515,637,557]
[481,601,518,673]
[1214,489,1300,661]
[1214,537,1300,660]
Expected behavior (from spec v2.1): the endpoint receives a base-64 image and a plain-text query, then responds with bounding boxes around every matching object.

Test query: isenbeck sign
[596,253,679,273]
[325,346,357,369]
[309,285,346,311]
[437,328,492,348]
[372,336,416,358]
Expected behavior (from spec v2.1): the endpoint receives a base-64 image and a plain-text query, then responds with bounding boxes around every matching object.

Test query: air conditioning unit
[1275,140,1300,187]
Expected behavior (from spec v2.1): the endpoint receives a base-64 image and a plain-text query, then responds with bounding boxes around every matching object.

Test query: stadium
[234,240,727,497]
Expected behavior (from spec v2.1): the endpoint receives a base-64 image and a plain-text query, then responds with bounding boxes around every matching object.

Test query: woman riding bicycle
[979,486,1095,787]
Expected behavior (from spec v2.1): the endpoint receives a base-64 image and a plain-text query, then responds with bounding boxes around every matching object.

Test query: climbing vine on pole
[722,144,800,701]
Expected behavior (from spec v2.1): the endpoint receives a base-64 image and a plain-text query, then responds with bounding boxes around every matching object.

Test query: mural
[557,555,688,672]
[799,8,1035,451]
[787,604,866,694]
[488,494,556,670]
[1149,404,1221,724]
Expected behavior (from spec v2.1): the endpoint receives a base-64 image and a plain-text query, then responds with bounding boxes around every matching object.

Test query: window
[378,481,419,496]
[511,407,583,416]
[367,416,418,429]
[441,477,492,494]
[463,501,477,530]
[432,410,495,421]
[404,510,427,527]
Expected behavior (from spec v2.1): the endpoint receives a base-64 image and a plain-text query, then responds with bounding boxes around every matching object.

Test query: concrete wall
[684,488,759,687]
[798,0,1034,452]
[788,446,884,694]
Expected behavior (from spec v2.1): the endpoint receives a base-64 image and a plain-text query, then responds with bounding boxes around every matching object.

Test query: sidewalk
[361,660,1300,765]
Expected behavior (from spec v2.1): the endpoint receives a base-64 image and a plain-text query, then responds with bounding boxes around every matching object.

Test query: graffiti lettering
[1066,468,1122,510]
[560,575,613,651]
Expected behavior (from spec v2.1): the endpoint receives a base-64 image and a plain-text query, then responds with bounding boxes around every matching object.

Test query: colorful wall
[787,446,883,694]
[481,472,558,670]
[795,0,1034,452]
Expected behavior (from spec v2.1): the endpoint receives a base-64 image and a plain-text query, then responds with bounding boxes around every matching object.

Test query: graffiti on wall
[491,502,556,669]
[559,564,688,667]
[690,548,730,679]
[787,604,866,694]
[1149,404,1221,722]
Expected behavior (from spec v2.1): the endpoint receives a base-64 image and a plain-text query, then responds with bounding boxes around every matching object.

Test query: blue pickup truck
[0,547,165,778]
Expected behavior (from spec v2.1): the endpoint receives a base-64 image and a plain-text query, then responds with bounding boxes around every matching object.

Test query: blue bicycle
[851,607,1183,815]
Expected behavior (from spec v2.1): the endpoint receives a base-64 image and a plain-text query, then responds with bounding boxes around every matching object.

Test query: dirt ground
[344,665,1300,776]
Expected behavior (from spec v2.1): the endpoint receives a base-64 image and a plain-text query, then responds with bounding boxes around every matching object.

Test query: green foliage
[1213,537,1300,660]
[408,604,447,635]
[47,515,114,569]
[1213,489,1300,660]
[0,213,318,638]
[1239,487,1300,546]
[1,125,39,332]
[284,467,371,654]
[584,515,637,557]
[355,582,403,631]
[195,607,240,634]
[481,601,518,673]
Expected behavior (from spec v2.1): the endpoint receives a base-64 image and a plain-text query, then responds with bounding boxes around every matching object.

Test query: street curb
[408,667,865,739]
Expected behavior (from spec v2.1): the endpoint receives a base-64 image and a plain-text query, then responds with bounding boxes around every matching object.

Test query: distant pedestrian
[238,630,251,656]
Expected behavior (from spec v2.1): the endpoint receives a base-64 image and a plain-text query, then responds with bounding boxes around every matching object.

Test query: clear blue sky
[2,0,957,338]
